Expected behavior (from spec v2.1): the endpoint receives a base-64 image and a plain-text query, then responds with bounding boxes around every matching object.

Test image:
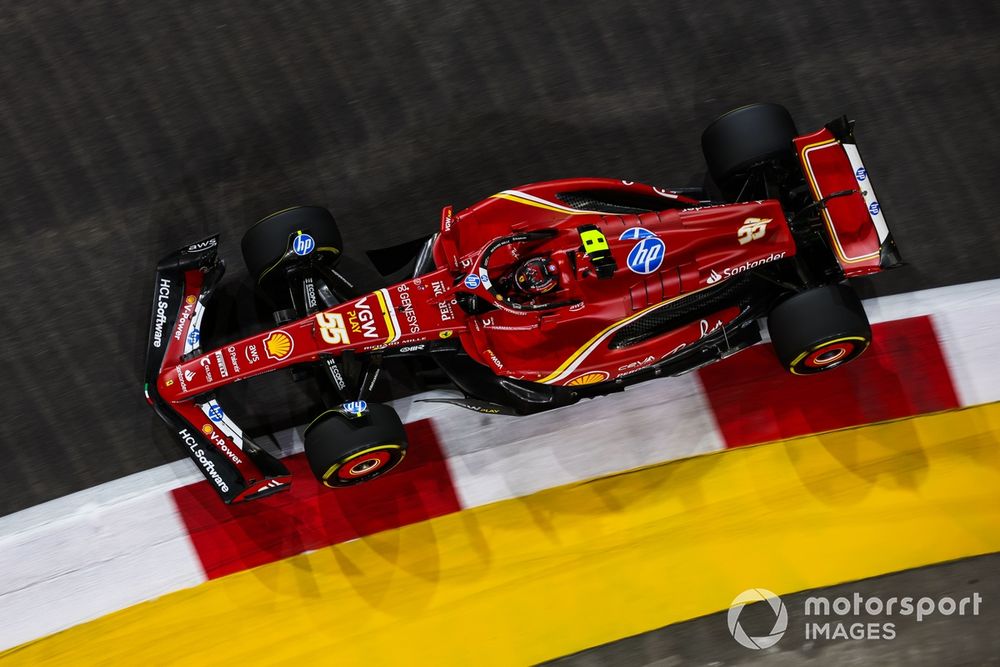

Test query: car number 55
[316,312,351,345]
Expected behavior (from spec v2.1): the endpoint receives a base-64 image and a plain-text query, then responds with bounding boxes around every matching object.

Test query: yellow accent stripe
[800,139,879,264]
[537,286,712,384]
[8,403,1000,665]
[492,192,594,215]
[374,289,398,344]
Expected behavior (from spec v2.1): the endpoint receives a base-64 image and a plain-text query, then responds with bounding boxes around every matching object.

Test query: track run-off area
[2,279,999,662]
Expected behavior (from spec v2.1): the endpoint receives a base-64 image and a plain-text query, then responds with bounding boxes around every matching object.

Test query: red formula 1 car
[144,104,900,502]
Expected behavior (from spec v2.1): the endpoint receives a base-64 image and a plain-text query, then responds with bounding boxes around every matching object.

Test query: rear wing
[143,236,291,503]
[794,117,902,277]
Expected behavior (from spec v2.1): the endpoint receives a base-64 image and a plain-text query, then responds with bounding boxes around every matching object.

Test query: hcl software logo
[727,588,788,649]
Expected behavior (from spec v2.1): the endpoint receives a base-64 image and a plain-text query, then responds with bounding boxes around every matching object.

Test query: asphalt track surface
[1,1,998,521]
[548,553,1000,666]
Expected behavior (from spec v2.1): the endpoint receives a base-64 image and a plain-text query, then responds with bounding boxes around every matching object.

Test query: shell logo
[185,295,197,305]
[565,371,609,386]
[264,330,294,360]
[201,424,213,435]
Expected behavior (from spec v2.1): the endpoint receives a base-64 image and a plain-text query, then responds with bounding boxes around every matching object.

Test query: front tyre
[241,206,343,285]
[303,403,408,487]
[767,284,871,376]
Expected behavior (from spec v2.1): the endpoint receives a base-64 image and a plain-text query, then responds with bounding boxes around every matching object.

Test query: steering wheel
[463,230,581,313]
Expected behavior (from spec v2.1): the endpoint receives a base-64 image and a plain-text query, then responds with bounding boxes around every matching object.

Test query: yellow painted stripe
[492,192,594,215]
[7,403,1000,666]
[374,289,398,344]
[538,285,712,384]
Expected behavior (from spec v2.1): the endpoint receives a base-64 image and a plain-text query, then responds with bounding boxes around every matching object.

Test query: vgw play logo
[727,588,788,650]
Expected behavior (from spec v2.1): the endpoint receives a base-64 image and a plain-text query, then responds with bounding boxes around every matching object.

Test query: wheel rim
[807,345,850,367]
[790,336,869,375]
[322,444,405,486]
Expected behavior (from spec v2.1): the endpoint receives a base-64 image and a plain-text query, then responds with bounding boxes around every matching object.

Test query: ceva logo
[728,588,788,650]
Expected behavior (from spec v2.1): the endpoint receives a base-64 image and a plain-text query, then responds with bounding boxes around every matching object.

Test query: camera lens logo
[727,588,787,650]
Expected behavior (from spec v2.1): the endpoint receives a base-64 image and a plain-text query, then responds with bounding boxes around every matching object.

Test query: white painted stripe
[863,278,1000,407]
[0,462,206,650]
[3,278,1000,651]
[397,374,724,508]
[379,288,402,343]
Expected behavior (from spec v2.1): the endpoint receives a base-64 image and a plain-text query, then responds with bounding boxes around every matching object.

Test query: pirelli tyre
[701,103,798,191]
[303,403,407,487]
[767,284,871,376]
[241,206,343,285]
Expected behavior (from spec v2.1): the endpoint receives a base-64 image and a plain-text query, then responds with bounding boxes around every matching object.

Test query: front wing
[143,236,291,503]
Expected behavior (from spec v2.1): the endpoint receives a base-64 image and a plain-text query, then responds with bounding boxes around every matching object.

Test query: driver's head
[514,256,559,295]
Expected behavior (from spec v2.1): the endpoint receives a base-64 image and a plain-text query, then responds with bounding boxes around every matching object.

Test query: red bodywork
[151,122,893,501]
[159,179,795,405]
[795,127,889,276]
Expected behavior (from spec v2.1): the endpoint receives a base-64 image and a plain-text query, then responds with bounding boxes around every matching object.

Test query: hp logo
[464,273,482,289]
[342,400,368,416]
[855,166,867,182]
[207,404,225,422]
[619,227,656,240]
[868,201,881,216]
[626,237,666,274]
[292,233,316,256]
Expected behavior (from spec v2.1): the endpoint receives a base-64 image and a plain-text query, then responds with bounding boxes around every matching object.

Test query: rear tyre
[701,103,798,191]
[241,206,343,284]
[767,284,871,375]
[303,403,407,487]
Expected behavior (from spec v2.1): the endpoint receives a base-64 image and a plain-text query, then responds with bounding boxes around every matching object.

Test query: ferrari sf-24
[144,103,900,502]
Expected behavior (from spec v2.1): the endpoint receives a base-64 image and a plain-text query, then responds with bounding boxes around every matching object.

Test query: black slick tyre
[701,103,798,188]
[767,284,871,375]
[241,206,342,284]
[303,403,407,487]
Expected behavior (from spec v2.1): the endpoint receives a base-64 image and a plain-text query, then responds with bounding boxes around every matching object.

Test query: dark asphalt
[1,1,998,514]
[546,552,1000,666]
